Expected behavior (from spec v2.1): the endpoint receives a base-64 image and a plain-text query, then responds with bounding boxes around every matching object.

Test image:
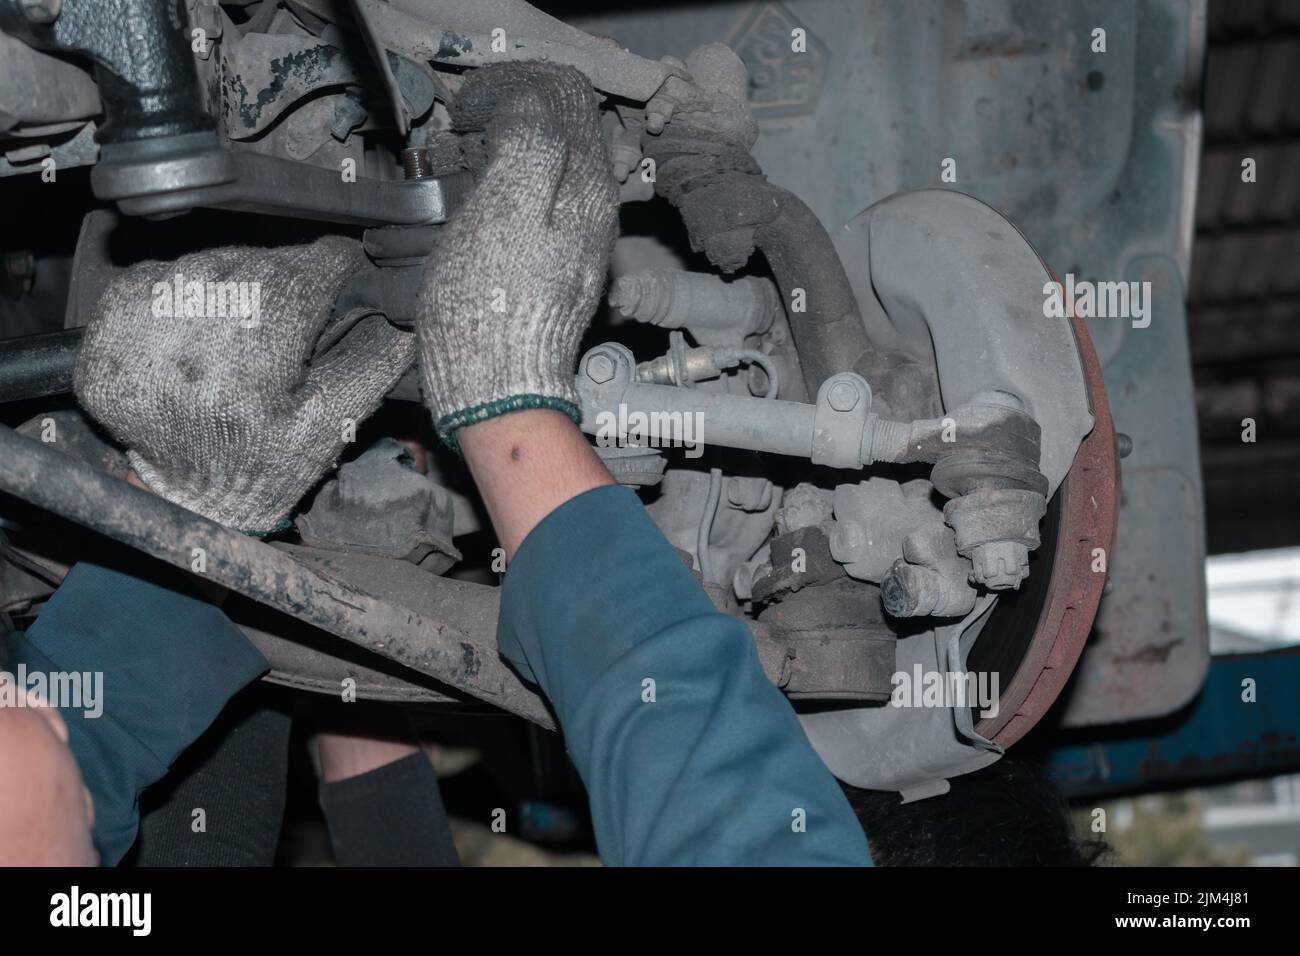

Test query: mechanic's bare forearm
[459,409,614,560]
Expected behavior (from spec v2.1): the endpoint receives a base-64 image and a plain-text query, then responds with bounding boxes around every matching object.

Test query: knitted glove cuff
[434,394,582,455]
[419,297,588,452]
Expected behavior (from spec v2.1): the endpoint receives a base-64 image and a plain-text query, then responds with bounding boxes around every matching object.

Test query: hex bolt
[19,0,61,23]
[969,540,1030,590]
[585,353,616,385]
[827,380,860,412]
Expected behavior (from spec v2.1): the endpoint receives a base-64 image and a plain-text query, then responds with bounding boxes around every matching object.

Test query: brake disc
[970,301,1118,747]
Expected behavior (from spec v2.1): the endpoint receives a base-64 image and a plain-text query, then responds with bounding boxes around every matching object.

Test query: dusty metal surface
[574,0,1208,731]
[219,31,434,139]
[1059,464,1208,726]
[295,438,460,570]
[1067,251,1208,725]
[0,0,210,144]
[0,28,99,132]
[97,146,470,225]
[359,0,682,100]
[832,189,1093,495]
[240,621,460,705]
[800,595,1004,796]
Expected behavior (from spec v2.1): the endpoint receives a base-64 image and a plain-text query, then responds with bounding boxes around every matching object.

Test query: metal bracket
[811,372,872,469]
[92,139,471,225]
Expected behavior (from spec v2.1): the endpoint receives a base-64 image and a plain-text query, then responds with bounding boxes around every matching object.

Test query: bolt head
[20,0,61,24]
[970,540,1030,590]
[585,353,616,385]
[827,380,860,412]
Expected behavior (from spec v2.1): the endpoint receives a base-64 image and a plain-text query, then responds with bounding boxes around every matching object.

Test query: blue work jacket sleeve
[10,562,268,865]
[497,485,872,866]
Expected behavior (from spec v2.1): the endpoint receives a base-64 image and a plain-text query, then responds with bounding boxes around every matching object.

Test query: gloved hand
[417,62,619,451]
[74,236,414,535]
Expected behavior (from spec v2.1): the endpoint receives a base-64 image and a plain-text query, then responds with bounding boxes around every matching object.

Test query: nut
[585,353,615,385]
[969,540,1030,590]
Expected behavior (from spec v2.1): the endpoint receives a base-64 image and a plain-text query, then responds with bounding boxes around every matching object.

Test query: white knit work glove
[417,62,619,451]
[74,236,414,535]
